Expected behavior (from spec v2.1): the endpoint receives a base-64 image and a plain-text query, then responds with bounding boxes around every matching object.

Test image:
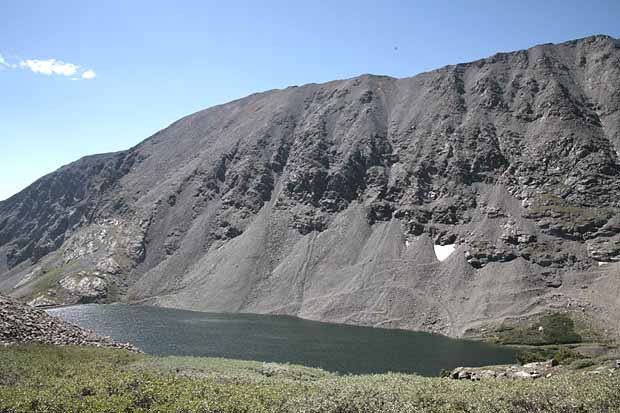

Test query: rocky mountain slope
[1,35,619,338]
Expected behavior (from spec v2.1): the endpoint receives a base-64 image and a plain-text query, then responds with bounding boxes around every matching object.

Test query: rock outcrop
[1,35,619,338]
[451,360,557,380]
[0,294,139,351]
[450,358,620,381]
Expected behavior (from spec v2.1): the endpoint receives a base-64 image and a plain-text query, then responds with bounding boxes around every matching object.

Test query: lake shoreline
[47,303,516,376]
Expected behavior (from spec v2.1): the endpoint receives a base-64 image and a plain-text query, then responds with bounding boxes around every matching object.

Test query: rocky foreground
[0,294,139,351]
[450,358,620,381]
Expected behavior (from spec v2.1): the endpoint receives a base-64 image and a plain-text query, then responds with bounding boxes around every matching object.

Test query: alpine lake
[48,304,515,377]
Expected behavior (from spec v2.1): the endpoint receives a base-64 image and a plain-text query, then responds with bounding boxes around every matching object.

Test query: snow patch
[434,244,456,262]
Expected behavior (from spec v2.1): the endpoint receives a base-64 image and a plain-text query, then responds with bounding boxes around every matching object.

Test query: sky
[1,0,619,201]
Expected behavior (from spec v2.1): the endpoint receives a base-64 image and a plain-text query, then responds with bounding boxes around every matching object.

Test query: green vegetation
[131,355,333,382]
[22,259,80,301]
[29,266,67,297]
[1,344,620,412]
[527,193,617,238]
[570,358,597,370]
[540,313,582,344]
[105,279,120,303]
[552,346,584,365]
[516,346,584,366]
[496,313,582,345]
[515,348,553,364]
[535,194,615,218]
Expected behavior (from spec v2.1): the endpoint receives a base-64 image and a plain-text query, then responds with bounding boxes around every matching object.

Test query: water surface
[48,304,515,376]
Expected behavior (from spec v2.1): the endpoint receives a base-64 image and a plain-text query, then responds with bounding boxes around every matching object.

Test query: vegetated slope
[1,345,620,412]
[0,35,619,338]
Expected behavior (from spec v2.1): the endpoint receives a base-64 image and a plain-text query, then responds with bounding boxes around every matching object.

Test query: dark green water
[48,304,515,376]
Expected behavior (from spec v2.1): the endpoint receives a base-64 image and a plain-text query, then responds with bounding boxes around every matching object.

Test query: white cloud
[0,52,97,79]
[0,53,15,68]
[19,59,79,76]
[81,69,96,80]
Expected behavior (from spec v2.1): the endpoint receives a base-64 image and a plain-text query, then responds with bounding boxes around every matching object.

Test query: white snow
[434,244,456,262]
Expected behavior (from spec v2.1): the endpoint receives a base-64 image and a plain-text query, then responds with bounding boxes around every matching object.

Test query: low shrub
[1,344,619,412]
[552,346,584,365]
[438,368,452,378]
[570,358,596,370]
[541,314,582,344]
[516,349,552,365]
[496,313,582,345]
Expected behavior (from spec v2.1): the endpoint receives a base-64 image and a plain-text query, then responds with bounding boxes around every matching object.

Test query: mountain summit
[1,35,619,338]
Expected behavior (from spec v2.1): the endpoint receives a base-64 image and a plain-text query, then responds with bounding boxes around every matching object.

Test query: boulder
[511,370,537,379]
[523,359,557,370]
[27,295,57,308]
[96,256,122,275]
[471,370,497,380]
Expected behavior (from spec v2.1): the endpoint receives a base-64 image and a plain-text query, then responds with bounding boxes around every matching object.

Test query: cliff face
[1,35,619,338]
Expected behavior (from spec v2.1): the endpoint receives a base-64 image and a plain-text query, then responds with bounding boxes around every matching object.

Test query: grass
[529,193,616,229]
[22,260,80,301]
[1,344,620,412]
[515,346,584,366]
[29,267,67,297]
[20,260,120,304]
[495,313,583,346]
[131,355,334,382]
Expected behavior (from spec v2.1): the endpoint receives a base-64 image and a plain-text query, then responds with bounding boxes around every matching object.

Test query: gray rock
[27,295,57,307]
[1,35,620,339]
[457,370,472,380]
[59,274,107,302]
[96,256,122,275]
[511,371,537,380]
[523,360,556,370]
[0,294,139,351]
[471,370,497,380]
[450,367,472,380]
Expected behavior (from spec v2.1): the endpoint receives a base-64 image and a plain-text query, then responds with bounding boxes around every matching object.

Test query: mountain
[1,35,619,339]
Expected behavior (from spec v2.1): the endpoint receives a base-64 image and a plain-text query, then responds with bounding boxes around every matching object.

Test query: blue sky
[1,0,619,201]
